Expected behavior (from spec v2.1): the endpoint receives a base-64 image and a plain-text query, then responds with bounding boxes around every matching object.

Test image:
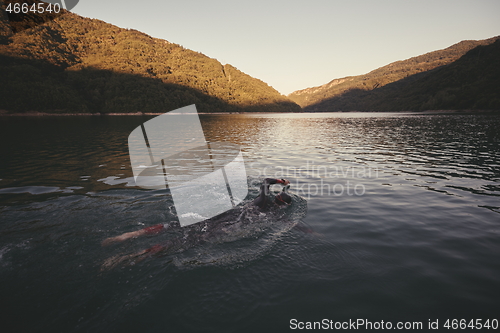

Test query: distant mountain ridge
[289,36,500,111]
[0,0,300,114]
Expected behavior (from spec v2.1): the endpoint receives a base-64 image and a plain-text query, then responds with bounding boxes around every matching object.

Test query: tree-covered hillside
[289,36,500,111]
[0,0,300,114]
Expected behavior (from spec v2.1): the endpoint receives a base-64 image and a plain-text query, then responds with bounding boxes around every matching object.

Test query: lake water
[0,112,499,332]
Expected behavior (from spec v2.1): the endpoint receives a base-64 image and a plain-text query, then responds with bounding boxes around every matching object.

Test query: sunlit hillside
[289,36,500,111]
[0,0,300,113]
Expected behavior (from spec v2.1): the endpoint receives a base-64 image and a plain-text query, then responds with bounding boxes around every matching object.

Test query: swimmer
[252,178,291,209]
[102,178,291,247]
[101,178,292,269]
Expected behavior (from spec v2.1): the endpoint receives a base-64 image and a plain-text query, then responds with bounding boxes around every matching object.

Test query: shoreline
[0,111,290,116]
[0,110,499,116]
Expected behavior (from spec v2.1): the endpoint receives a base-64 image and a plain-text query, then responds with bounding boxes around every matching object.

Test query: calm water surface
[0,113,499,332]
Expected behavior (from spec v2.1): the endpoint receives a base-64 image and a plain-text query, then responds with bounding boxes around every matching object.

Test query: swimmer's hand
[101,229,146,246]
[279,178,290,186]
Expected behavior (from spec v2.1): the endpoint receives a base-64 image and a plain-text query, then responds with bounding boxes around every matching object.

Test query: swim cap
[275,192,292,205]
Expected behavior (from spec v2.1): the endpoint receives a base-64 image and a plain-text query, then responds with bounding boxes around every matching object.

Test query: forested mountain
[289,37,500,111]
[0,0,300,114]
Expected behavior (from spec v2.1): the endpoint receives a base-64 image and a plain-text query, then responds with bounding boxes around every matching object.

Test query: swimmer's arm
[264,178,290,186]
[101,224,165,246]
[100,244,169,270]
[253,178,291,208]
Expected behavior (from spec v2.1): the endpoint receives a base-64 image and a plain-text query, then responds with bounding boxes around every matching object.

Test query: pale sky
[71,0,500,95]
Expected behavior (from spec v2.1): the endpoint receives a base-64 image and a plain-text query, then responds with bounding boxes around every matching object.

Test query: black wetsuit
[144,178,285,255]
[252,178,281,210]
